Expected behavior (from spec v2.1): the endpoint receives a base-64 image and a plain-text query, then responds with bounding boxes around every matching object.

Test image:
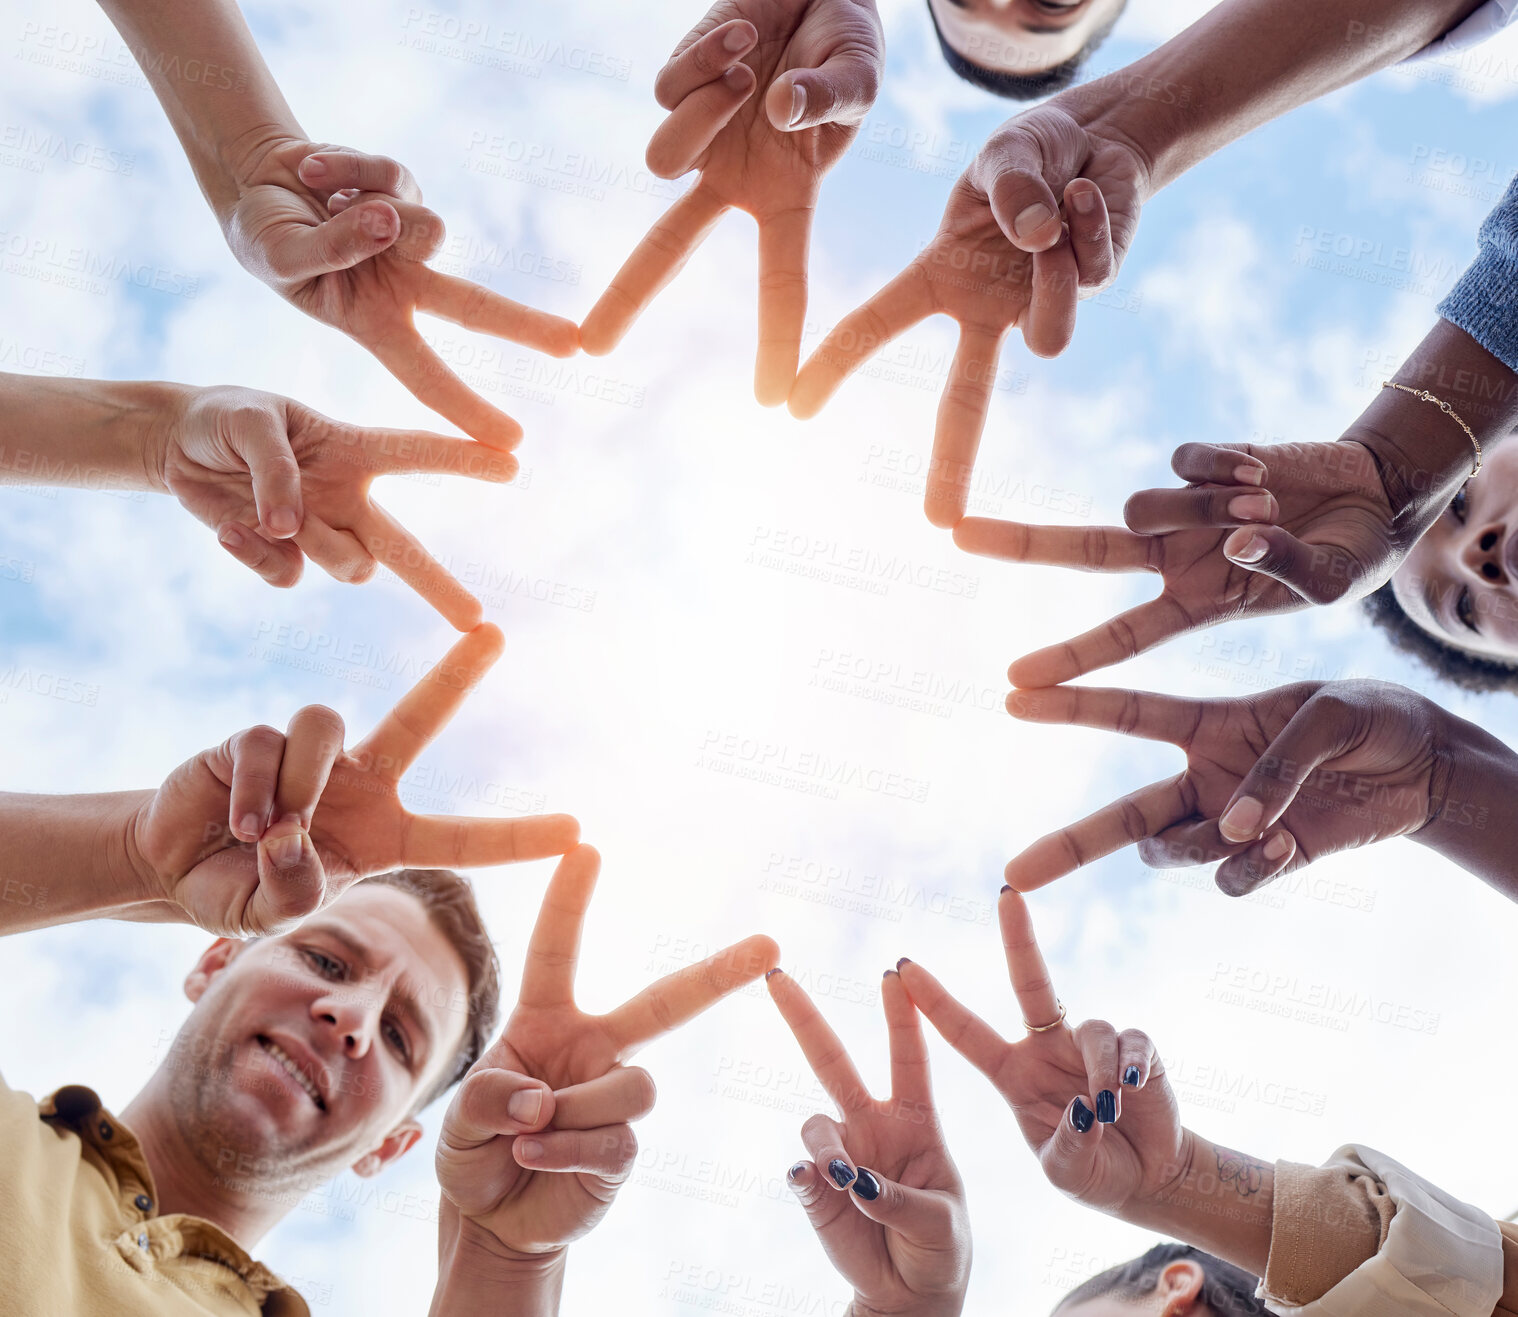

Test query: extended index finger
[788,267,936,418]
[766,967,872,1112]
[416,269,580,357]
[602,934,779,1056]
[755,205,813,407]
[1005,776,1191,892]
[1006,685,1204,747]
[580,186,728,356]
[350,624,504,780]
[997,888,1060,1030]
[952,517,1151,571]
[518,843,601,1008]
[366,323,523,451]
[356,502,482,632]
[925,324,1004,528]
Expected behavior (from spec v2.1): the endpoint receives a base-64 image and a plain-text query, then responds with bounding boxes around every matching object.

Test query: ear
[351,1119,423,1179]
[184,938,242,1003]
[1157,1259,1206,1315]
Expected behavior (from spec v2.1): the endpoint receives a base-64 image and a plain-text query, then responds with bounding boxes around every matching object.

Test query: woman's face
[1391,439,1518,663]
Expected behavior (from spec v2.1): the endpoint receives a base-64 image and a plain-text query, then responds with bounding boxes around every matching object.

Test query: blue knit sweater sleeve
[1438,173,1518,371]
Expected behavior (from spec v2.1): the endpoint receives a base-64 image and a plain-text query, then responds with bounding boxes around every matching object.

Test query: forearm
[0,374,186,491]
[1122,1131,1275,1279]
[1351,318,1518,525]
[93,0,303,218]
[430,1217,565,1317]
[1063,0,1481,193]
[1415,709,1518,898]
[0,790,159,934]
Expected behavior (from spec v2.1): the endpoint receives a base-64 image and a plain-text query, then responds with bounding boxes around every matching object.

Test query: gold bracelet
[1381,381,1483,476]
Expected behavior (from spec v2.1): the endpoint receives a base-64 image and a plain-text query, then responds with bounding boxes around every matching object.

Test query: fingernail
[1226,534,1268,564]
[516,1138,543,1160]
[788,1162,808,1181]
[851,1168,880,1201]
[300,157,327,180]
[219,524,246,550]
[999,884,1013,895]
[1263,831,1292,862]
[507,1089,544,1125]
[1227,493,1274,522]
[1233,463,1265,486]
[1219,796,1264,842]
[765,967,783,980]
[723,22,752,51]
[1070,187,1095,215]
[723,65,748,90]
[1096,1090,1117,1124]
[788,83,806,128]
[1070,1097,1095,1134]
[895,957,911,970]
[1013,203,1053,240]
[269,832,304,870]
[1123,1065,1141,1087]
[882,968,896,979]
[267,507,299,538]
[827,1158,856,1188]
[238,813,261,841]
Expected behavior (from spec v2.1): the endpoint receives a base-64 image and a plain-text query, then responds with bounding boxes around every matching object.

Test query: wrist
[140,381,200,496]
[1415,707,1501,851]
[434,1208,567,1308]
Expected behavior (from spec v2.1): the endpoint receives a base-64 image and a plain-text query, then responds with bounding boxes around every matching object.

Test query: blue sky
[3,0,1518,1312]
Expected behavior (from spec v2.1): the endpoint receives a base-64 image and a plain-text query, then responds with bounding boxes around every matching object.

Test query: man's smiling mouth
[256,1036,327,1111]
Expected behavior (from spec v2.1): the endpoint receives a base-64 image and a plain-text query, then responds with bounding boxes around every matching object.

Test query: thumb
[1041,1096,1106,1199]
[1215,690,1354,847]
[845,1166,955,1245]
[262,199,401,284]
[224,405,303,540]
[248,815,326,933]
[443,1068,558,1150]
[765,51,881,131]
[1223,526,1368,605]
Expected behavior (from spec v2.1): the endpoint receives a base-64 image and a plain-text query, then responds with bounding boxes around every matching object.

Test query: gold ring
[1023,1000,1066,1033]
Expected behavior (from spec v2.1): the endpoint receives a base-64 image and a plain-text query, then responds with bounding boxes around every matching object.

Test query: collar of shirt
[39,1084,310,1317]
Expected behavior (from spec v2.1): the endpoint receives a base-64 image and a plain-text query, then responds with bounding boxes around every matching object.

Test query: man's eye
[1450,485,1469,523]
[302,948,345,979]
[1457,586,1478,632]
[383,1019,410,1063]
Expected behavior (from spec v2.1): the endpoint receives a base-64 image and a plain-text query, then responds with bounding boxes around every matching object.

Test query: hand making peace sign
[129,625,579,936]
[768,966,971,1317]
[436,844,779,1260]
[899,889,1187,1218]
[581,0,885,405]
[227,141,580,449]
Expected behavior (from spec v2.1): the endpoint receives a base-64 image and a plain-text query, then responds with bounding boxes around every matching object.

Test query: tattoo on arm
[1216,1147,1266,1198]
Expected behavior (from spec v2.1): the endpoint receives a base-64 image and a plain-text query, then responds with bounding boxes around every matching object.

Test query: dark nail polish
[999,884,1012,894]
[882,968,895,979]
[765,968,782,980]
[1123,1065,1140,1087]
[1070,1097,1094,1134]
[851,1167,880,1201]
[828,1158,856,1188]
[895,957,911,970]
[1096,1090,1117,1124]
[788,1162,807,1181]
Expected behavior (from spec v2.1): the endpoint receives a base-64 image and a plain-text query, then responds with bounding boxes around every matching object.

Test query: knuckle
[237,724,284,757]
[800,1113,836,1146]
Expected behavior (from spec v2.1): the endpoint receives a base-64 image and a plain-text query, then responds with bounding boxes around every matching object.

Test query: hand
[1004,679,1443,895]
[128,625,579,935]
[956,438,1398,686]
[788,100,1143,527]
[224,140,579,448]
[158,384,514,629]
[767,967,970,1317]
[435,844,778,1259]
[581,0,884,405]
[899,889,1186,1218]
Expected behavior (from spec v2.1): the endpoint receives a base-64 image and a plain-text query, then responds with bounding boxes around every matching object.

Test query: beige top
[1262,1144,1516,1316]
[0,1075,308,1316]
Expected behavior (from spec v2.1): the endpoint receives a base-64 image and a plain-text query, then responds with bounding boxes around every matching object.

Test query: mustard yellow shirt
[1,1076,307,1316]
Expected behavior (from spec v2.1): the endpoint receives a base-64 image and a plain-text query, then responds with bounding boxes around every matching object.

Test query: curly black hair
[1055,1242,1266,1314]
[1363,581,1518,695]
[926,0,1127,100]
